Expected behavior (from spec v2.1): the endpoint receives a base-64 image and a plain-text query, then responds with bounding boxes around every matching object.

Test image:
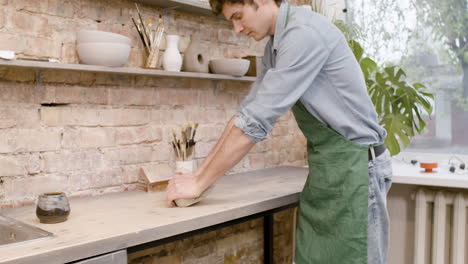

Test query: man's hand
[165,116,255,208]
[166,170,203,207]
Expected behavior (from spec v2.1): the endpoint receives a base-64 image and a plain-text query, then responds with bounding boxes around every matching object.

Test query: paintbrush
[192,123,198,141]
[135,3,151,47]
[186,124,192,144]
[132,17,150,53]
[172,141,180,161]
[147,19,154,44]
[170,123,199,161]
[172,128,178,143]
[186,122,198,159]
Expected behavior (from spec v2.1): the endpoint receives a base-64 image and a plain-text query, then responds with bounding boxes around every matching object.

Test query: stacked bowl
[209,59,250,76]
[76,30,131,67]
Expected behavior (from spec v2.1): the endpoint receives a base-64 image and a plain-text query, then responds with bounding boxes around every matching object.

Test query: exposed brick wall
[0,70,306,206]
[0,0,307,207]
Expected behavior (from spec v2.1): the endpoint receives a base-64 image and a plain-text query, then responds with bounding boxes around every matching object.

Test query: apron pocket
[306,162,346,194]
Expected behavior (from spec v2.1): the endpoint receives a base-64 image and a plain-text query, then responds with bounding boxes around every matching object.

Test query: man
[166,0,393,263]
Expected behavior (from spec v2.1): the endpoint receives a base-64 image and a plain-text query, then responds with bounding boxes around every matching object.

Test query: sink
[0,214,52,248]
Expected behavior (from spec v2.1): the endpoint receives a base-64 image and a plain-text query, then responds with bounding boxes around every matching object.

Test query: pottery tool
[133,3,159,54]
[145,14,165,68]
[154,19,165,47]
[147,19,154,43]
[186,122,198,158]
[135,3,150,47]
[171,122,198,161]
[132,17,150,53]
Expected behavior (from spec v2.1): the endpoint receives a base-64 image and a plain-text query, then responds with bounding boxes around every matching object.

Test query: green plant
[349,40,434,155]
[297,1,435,155]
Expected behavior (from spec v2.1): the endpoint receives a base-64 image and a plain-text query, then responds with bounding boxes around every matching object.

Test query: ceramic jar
[175,160,196,173]
[162,35,182,72]
[182,35,209,73]
[36,192,71,224]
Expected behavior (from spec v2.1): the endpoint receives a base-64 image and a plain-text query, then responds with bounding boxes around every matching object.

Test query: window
[347,0,468,154]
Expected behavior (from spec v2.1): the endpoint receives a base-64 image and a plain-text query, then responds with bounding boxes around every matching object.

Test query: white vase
[162,35,182,72]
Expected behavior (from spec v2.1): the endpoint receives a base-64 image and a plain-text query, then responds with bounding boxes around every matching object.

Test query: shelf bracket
[35,69,43,91]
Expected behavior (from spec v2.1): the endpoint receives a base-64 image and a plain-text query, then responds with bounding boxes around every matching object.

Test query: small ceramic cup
[36,192,71,224]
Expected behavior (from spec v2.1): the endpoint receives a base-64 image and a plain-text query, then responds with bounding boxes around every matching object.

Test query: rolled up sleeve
[235,25,331,143]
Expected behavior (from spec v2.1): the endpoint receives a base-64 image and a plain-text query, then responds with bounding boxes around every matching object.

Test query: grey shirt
[234,1,386,145]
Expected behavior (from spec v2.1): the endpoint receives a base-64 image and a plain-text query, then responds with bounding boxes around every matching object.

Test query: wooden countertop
[3,157,465,264]
[0,167,308,264]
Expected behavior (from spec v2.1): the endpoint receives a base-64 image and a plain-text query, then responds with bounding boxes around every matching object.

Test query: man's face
[222,0,273,41]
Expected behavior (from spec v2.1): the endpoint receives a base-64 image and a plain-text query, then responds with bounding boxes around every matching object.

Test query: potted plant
[294,0,435,155]
[347,39,434,155]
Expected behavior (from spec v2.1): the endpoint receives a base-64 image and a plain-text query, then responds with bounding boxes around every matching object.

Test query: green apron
[292,101,368,263]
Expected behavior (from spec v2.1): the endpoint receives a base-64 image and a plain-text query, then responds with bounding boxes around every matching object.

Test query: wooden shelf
[0,59,256,82]
[133,0,224,19]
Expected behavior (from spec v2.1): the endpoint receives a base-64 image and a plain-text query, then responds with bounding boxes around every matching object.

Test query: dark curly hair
[209,0,282,16]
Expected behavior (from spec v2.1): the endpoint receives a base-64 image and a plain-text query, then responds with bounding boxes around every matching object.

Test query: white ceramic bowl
[209,59,250,76]
[77,30,131,45]
[77,42,131,67]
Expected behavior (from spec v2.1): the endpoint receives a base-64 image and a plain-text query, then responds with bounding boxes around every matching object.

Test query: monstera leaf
[349,41,434,155]
[380,114,411,155]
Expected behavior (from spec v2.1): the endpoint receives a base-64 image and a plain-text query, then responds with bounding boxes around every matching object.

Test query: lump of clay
[175,185,214,207]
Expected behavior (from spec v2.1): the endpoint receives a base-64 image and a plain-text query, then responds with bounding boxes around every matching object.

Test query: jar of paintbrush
[171,122,198,172]
[171,122,216,207]
[132,3,165,69]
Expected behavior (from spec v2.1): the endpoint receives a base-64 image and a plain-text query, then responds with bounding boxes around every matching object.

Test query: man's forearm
[196,116,237,173]
[195,116,254,191]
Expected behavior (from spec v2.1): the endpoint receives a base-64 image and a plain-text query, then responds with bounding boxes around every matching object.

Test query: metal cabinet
[73,250,127,264]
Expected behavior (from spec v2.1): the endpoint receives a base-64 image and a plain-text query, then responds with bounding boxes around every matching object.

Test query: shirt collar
[272,1,290,50]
